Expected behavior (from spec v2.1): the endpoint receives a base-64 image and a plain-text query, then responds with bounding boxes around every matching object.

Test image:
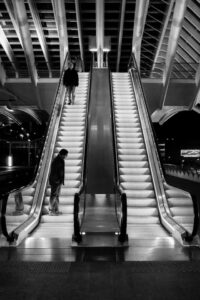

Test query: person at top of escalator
[48,148,68,216]
[63,61,79,105]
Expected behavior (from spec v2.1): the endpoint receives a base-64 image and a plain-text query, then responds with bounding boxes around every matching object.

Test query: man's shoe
[55,211,62,215]
[48,209,57,216]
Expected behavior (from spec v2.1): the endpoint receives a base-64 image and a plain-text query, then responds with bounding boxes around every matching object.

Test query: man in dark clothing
[63,61,79,105]
[48,149,68,215]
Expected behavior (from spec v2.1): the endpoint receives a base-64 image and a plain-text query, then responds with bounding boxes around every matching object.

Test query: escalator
[111,71,198,246]
[72,68,123,247]
[30,72,89,240]
[0,69,89,246]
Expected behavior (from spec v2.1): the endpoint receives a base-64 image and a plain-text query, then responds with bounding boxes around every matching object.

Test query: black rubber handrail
[73,57,92,243]
[109,68,128,243]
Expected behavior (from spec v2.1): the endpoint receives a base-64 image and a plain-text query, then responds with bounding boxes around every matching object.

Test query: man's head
[59,149,68,159]
[68,62,74,69]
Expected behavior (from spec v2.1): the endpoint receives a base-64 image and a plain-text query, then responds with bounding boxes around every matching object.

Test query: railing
[165,164,200,182]
[72,60,92,243]
[109,69,128,243]
[1,53,70,244]
[128,54,199,243]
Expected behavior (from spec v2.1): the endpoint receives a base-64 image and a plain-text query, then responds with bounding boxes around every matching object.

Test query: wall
[0,78,196,116]
[142,80,196,114]
[0,79,59,114]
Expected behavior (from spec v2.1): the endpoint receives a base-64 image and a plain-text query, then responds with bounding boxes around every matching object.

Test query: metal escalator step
[118,137,143,143]
[6,215,29,223]
[62,180,81,188]
[170,207,194,216]
[173,216,194,225]
[45,187,79,196]
[126,190,155,198]
[61,112,85,117]
[120,167,150,175]
[116,117,139,122]
[62,106,86,112]
[6,204,31,215]
[8,195,34,205]
[118,148,146,155]
[127,198,157,207]
[67,153,83,159]
[65,160,82,166]
[116,123,140,128]
[165,189,191,198]
[43,196,74,205]
[119,161,149,168]
[127,216,160,224]
[118,154,147,161]
[128,207,159,216]
[117,127,142,133]
[59,122,84,127]
[121,182,153,190]
[120,174,151,182]
[118,143,145,149]
[117,132,142,138]
[55,141,83,148]
[168,198,193,206]
[65,166,82,172]
[114,105,136,110]
[57,137,84,143]
[40,215,73,223]
[42,205,74,214]
[59,127,84,132]
[54,147,83,153]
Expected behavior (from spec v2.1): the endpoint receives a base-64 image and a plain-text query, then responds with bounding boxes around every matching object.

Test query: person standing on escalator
[48,149,68,216]
[63,61,79,105]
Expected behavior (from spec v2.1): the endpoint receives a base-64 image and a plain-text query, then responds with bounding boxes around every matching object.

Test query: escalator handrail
[73,58,92,242]
[109,69,128,242]
[128,53,194,241]
[9,53,70,242]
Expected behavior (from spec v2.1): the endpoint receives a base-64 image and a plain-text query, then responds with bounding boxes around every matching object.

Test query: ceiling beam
[0,57,7,85]
[116,0,126,72]
[28,0,52,78]
[191,63,200,110]
[12,0,38,86]
[51,0,68,70]
[96,0,104,68]
[75,0,84,71]
[132,0,149,69]
[150,0,175,78]
[3,0,23,47]
[162,0,189,108]
[0,25,19,78]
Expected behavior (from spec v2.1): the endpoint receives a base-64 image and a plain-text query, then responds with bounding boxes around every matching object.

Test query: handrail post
[185,195,200,242]
[72,193,82,243]
[118,193,128,243]
[0,194,15,243]
[14,191,24,215]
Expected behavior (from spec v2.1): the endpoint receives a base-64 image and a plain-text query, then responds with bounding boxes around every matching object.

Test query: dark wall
[0,80,58,113]
[0,79,196,116]
[142,80,196,114]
